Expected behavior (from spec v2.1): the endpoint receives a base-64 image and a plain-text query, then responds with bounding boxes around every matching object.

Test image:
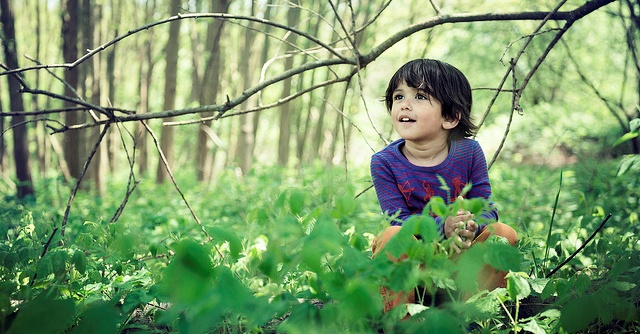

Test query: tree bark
[234,1,257,175]
[61,0,81,180]
[78,0,103,195]
[0,0,35,199]
[196,0,228,181]
[0,78,4,173]
[277,0,301,166]
[135,0,156,176]
[156,0,182,184]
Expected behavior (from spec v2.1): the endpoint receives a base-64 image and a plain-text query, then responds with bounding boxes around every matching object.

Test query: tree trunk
[277,0,301,166]
[196,0,228,181]
[135,0,157,176]
[106,0,120,174]
[234,1,258,175]
[156,0,181,184]
[86,1,107,196]
[295,8,321,167]
[327,81,351,165]
[0,80,4,173]
[61,0,81,181]
[0,0,35,199]
[32,0,46,178]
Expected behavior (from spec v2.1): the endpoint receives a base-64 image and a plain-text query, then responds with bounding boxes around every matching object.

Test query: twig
[165,72,354,126]
[546,213,612,278]
[487,58,518,169]
[0,117,66,136]
[109,122,140,224]
[544,170,563,276]
[486,0,569,166]
[60,123,111,236]
[0,12,350,78]
[140,121,212,244]
[343,0,388,147]
[29,226,59,286]
[354,184,373,200]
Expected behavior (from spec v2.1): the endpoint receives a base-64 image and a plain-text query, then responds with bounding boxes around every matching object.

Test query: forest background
[0,0,639,333]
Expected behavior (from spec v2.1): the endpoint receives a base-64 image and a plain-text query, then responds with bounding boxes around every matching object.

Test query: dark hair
[384,59,477,140]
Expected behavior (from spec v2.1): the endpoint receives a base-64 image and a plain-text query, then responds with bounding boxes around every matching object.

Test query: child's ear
[443,111,461,130]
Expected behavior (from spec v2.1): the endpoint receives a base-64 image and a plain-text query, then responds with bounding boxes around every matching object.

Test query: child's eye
[393,94,404,100]
[416,93,428,100]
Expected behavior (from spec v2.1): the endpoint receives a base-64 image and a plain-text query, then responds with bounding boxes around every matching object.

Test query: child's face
[390,81,458,144]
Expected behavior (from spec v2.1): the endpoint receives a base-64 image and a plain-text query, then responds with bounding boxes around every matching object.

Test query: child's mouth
[399,117,415,123]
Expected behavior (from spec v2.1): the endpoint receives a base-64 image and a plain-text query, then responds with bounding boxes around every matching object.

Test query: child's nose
[400,99,412,110]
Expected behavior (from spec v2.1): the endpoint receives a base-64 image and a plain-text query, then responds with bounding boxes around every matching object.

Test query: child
[370,58,518,313]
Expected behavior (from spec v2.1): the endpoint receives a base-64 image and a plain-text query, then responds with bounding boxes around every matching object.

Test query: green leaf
[613,132,638,147]
[506,272,530,301]
[541,279,557,300]
[288,189,306,215]
[8,293,75,334]
[335,193,356,216]
[400,308,465,333]
[208,227,242,259]
[521,318,546,334]
[467,198,486,215]
[560,294,598,332]
[483,242,522,272]
[68,300,119,334]
[530,278,549,294]
[403,214,438,244]
[427,196,447,217]
[301,215,343,272]
[122,290,154,313]
[630,118,640,132]
[455,246,485,293]
[611,281,636,291]
[160,239,214,302]
[72,250,87,274]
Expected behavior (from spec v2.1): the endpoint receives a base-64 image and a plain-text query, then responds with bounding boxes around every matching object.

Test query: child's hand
[445,209,477,253]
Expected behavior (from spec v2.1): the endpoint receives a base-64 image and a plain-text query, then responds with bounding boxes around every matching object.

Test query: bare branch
[109,123,141,224]
[0,12,352,78]
[141,121,212,244]
[60,123,112,235]
[1,1,615,136]
[166,70,356,126]
[488,59,519,170]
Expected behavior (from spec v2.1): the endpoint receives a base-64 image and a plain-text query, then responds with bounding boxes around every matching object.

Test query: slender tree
[234,0,257,175]
[277,0,301,166]
[0,0,35,198]
[0,78,4,173]
[135,0,157,176]
[196,0,229,181]
[61,0,81,180]
[156,0,182,184]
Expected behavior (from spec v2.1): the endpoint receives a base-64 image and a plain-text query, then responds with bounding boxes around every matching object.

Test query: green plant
[0,161,638,333]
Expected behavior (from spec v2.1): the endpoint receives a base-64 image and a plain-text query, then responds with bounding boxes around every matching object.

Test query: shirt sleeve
[370,153,412,225]
[466,142,498,237]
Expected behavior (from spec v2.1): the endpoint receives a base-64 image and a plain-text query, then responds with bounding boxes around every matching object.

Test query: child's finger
[465,220,478,231]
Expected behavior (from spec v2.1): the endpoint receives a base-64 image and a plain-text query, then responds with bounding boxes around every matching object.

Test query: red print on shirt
[422,181,434,202]
[398,180,414,202]
[452,176,465,200]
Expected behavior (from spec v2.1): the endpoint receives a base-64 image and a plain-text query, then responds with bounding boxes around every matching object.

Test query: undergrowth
[0,159,638,333]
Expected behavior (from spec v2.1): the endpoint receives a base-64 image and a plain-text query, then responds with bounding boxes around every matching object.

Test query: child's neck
[402,139,450,167]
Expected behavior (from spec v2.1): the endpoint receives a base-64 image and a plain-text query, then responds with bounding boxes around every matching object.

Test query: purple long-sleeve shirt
[370,138,497,238]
